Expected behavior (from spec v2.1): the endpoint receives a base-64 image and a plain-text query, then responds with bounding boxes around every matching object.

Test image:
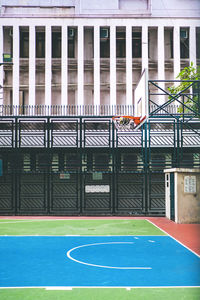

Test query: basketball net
[112,116,142,131]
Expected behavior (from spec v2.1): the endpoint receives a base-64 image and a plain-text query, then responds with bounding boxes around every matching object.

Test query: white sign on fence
[85,185,110,193]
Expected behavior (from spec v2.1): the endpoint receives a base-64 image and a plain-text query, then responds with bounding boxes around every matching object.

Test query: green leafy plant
[168,62,200,116]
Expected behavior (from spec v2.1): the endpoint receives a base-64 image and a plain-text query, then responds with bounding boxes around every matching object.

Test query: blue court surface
[0,235,200,288]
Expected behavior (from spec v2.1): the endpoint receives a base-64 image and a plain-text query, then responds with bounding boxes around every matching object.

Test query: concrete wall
[1,0,200,17]
[165,168,200,224]
[152,0,200,17]
[176,170,200,224]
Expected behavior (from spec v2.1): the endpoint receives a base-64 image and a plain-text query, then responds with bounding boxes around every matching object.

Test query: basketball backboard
[134,68,149,129]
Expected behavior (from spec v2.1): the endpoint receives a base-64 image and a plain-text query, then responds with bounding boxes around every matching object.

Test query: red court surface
[0,216,199,256]
[148,217,200,256]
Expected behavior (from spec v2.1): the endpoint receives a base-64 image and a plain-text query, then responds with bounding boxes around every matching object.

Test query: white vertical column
[45,25,52,106]
[13,25,20,106]
[157,26,165,104]
[110,25,116,106]
[173,26,180,78]
[126,25,132,105]
[189,26,196,67]
[0,26,3,106]
[77,25,84,106]
[93,25,100,106]
[29,26,36,106]
[142,25,148,72]
[61,25,68,105]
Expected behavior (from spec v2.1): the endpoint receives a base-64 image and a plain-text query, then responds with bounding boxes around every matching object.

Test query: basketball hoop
[112,116,142,131]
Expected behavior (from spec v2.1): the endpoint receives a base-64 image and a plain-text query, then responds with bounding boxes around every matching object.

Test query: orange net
[112,116,141,130]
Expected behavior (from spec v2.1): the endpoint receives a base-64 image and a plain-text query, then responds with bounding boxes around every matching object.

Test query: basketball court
[0,217,199,300]
[0,235,199,288]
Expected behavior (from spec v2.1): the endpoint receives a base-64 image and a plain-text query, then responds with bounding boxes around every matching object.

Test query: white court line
[146,219,200,258]
[0,220,72,224]
[0,285,199,290]
[45,287,73,290]
[66,242,152,270]
[0,235,166,237]
[0,219,144,224]
[0,235,81,237]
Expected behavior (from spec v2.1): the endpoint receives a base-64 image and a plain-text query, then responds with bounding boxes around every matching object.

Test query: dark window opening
[100,28,110,58]
[68,27,75,58]
[68,40,75,58]
[36,32,45,58]
[116,30,126,58]
[132,32,141,58]
[20,31,29,58]
[5,27,13,58]
[196,27,200,59]
[52,31,61,58]
[180,28,189,59]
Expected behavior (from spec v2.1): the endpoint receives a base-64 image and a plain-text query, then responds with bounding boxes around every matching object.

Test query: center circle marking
[66,242,151,270]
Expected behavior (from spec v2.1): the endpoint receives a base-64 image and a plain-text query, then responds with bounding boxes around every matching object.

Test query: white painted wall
[80,0,119,10]
[1,0,200,17]
[152,0,200,17]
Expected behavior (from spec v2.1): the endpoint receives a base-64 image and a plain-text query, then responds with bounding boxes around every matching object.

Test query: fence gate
[148,172,165,214]
[49,152,81,215]
[114,151,144,214]
[17,153,48,215]
[82,151,113,215]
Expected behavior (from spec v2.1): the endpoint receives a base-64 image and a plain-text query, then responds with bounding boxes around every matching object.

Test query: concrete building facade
[0,0,200,109]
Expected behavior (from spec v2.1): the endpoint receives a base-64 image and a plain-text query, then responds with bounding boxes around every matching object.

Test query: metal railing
[149,104,179,115]
[149,80,200,119]
[0,104,181,117]
[0,104,135,117]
